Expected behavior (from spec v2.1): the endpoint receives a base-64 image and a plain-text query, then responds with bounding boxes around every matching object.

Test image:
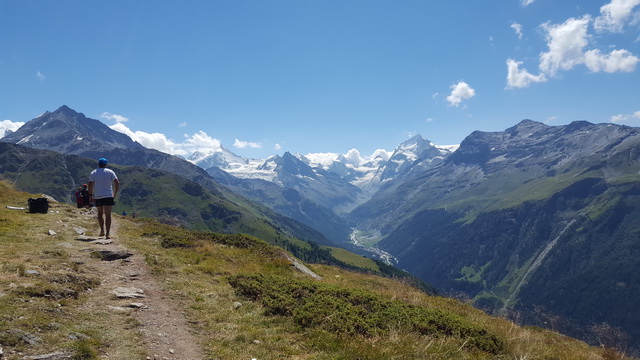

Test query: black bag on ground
[28,198,49,214]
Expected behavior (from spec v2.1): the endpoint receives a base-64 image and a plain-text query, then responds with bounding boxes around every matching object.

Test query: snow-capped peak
[188,135,457,190]
[187,145,247,170]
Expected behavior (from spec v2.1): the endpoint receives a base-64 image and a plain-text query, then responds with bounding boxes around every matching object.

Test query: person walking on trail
[88,158,119,239]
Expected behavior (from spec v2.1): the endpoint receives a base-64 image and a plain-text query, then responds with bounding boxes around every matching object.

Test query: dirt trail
[76,216,205,360]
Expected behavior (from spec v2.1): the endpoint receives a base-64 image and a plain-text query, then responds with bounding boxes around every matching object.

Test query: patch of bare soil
[75,217,205,360]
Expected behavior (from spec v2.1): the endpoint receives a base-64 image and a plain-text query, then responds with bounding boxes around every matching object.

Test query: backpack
[28,198,49,214]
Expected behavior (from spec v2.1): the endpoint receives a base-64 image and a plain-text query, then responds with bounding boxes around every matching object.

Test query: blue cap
[98,158,108,165]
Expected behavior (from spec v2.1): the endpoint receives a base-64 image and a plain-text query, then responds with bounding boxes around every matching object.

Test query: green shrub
[228,274,504,354]
[142,225,278,254]
[70,338,100,359]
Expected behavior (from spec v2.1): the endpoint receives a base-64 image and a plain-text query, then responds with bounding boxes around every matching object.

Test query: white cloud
[446,81,476,107]
[371,149,392,162]
[101,112,129,124]
[306,148,393,168]
[539,16,592,76]
[594,0,640,33]
[36,71,45,80]
[274,143,282,150]
[344,149,363,165]
[511,22,523,39]
[109,121,222,156]
[509,12,640,89]
[506,59,547,88]
[233,139,262,149]
[109,122,184,155]
[521,0,536,6]
[179,122,187,127]
[0,119,25,137]
[611,110,640,124]
[305,152,339,167]
[184,131,222,153]
[538,15,639,75]
[584,48,639,72]
[103,112,223,156]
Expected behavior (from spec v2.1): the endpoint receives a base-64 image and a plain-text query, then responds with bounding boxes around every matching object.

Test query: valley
[348,228,397,265]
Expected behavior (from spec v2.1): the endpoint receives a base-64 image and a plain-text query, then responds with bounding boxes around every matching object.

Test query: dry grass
[0,181,147,358]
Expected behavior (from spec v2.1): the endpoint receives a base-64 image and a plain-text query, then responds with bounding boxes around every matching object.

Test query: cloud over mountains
[506,0,639,89]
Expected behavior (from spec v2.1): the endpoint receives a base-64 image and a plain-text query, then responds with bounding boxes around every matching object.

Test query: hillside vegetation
[0,181,631,359]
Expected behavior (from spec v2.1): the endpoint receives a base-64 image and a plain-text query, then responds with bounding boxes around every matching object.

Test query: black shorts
[95,197,115,207]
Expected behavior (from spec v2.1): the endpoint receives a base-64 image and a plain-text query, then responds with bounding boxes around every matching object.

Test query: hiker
[88,158,119,239]
[75,186,84,208]
[81,184,91,208]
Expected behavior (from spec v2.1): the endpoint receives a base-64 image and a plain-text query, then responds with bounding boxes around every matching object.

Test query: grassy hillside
[0,181,630,359]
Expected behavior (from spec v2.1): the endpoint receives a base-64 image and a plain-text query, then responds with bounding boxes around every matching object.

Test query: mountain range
[0,106,344,253]
[2,105,640,354]
[190,131,454,249]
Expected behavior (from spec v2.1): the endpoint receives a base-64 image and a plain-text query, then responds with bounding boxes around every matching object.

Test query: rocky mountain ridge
[349,118,640,353]
[3,105,143,153]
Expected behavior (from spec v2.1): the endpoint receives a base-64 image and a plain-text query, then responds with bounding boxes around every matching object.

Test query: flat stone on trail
[74,227,86,235]
[22,351,71,360]
[110,287,146,299]
[76,235,98,242]
[92,249,133,261]
[107,305,132,312]
[92,239,113,245]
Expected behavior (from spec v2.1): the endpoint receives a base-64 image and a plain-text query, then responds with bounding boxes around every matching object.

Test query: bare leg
[97,206,105,236]
[104,205,113,238]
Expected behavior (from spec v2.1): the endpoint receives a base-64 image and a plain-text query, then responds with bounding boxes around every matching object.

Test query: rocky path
[75,219,205,360]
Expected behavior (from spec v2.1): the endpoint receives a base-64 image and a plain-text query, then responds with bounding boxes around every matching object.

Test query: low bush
[229,273,504,354]
[141,223,278,255]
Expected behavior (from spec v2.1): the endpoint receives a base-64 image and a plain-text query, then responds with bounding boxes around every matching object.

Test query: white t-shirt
[89,168,118,199]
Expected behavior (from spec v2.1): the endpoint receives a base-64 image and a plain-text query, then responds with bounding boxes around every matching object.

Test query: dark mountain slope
[384,177,640,350]
[265,152,362,214]
[208,166,352,244]
[352,119,640,353]
[352,120,640,233]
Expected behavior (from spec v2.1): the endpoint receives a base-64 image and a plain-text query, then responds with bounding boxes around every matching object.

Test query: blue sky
[1,0,639,161]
